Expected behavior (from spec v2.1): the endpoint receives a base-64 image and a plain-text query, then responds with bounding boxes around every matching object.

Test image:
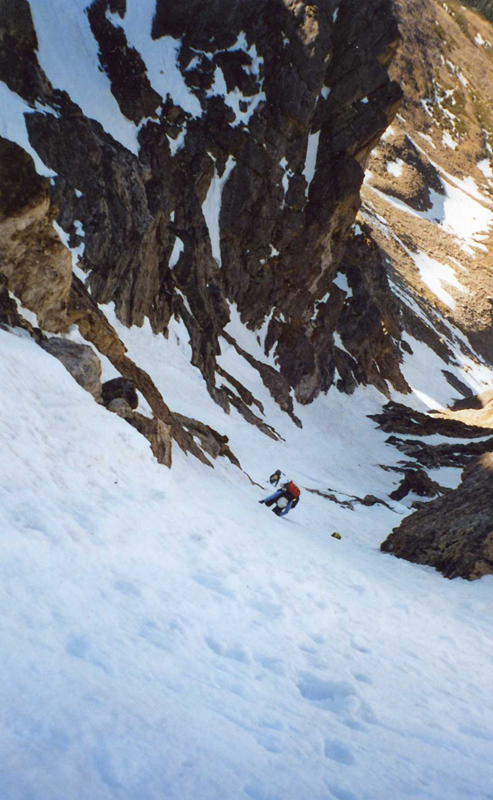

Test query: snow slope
[1,2,493,797]
[1,321,493,800]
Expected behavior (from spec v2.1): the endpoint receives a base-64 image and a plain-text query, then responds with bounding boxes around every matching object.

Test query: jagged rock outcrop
[40,338,103,401]
[388,467,448,501]
[335,226,410,396]
[381,453,493,580]
[0,137,72,331]
[385,434,493,469]
[369,401,493,438]
[124,413,173,468]
[0,273,38,336]
[0,0,407,422]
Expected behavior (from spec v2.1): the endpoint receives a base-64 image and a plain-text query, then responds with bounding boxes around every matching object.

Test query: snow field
[1,2,493,796]
[2,305,493,799]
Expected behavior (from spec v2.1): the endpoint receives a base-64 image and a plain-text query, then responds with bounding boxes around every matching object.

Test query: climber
[269,469,283,486]
[259,479,301,517]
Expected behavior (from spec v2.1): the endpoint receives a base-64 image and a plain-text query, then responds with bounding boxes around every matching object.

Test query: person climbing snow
[259,480,301,517]
[269,469,283,486]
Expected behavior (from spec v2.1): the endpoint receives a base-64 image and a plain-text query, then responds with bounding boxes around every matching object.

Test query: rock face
[0,0,406,424]
[0,138,72,332]
[381,454,493,580]
[40,338,103,401]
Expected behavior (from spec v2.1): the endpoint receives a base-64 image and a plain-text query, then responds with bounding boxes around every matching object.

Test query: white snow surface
[478,158,493,181]
[105,2,202,119]
[53,221,87,284]
[303,130,321,196]
[367,161,493,255]
[0,82,57,176]
[2,295,493,800]
[202,155,236,266]
[442,130,457,150]
[386,158,404,177]
[169,235,184,269]
[30,0,142,154]
[205,34,266,127]
[412,251,466,309]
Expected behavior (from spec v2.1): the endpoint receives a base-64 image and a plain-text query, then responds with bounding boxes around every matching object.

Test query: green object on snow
[331,532,342,540]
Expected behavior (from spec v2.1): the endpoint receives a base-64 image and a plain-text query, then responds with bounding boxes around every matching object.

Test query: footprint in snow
[139,618,184,651]
[205,637,250,663]
[65,635,110,674]
[324,739,355,765]
[193,572,236,599]
[247,597,284,619]
[297,671,378,727]
[244,783,283,800]
[350,639,372,655]
[254,654,286,676]
[353,672,373,685]
[324,782,358,800]
[113,580,141,598]
[254,731,283,753]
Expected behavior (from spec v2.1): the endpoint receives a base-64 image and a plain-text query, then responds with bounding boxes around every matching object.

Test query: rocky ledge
[381,453,493,580]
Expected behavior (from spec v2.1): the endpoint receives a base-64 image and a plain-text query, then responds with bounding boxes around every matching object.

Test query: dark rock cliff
[381,453,493,580]
[0,0,405,464]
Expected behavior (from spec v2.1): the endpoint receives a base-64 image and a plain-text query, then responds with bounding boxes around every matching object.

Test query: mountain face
[1,0,493,578]
[1,0,405,420]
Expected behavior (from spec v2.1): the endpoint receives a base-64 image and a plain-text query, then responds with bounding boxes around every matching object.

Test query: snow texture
[2,300,493,800]
[202,155,236,266]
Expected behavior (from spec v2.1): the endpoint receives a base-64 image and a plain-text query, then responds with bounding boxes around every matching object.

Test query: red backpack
[286,481,300,499]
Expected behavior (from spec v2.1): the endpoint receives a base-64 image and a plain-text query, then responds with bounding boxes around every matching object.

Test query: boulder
[39,337,102,401]
[107,398,133,417]
[102,377,139,410]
